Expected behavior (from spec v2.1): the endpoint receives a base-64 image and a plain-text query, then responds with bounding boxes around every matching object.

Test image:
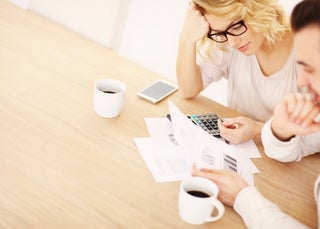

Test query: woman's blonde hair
[194,0,290,56]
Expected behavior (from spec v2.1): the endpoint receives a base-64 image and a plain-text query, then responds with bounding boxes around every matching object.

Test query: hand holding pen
[217,116,264,144]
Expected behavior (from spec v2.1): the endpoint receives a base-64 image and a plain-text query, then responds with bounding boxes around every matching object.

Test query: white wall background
[9,0,129,49]
[9,0,302,105]
[118,0,188,80]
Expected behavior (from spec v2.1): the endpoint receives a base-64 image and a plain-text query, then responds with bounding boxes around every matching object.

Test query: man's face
[294,25,320,103]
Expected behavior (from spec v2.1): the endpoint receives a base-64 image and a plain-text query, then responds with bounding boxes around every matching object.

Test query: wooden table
[0,1,319,228]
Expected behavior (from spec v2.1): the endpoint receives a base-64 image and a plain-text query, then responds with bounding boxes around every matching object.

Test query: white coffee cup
[93,78,126,118]
[178,177,225,225]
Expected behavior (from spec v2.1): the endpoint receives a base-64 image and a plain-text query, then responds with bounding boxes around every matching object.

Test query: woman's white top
[198,48,297,122]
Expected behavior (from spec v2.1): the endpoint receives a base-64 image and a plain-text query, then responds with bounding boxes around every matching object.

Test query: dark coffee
[187,190,210,198]
[102,90,117,94]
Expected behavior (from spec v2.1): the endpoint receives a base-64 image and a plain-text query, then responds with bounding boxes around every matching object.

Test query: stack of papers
[134,100,261,184]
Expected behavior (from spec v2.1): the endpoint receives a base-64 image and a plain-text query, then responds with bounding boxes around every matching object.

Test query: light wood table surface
[0,1,319,228]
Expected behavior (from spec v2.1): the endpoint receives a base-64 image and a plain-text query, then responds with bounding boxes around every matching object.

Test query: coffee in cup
[178,176,225,225]
[93,78,126,118]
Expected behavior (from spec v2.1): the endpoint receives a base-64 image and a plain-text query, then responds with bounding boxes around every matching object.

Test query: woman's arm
[176,2,209,98]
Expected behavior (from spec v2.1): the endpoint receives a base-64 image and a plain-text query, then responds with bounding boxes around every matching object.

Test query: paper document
[134,137,191,182]
[133,100,260,184]
[169,100,241,171]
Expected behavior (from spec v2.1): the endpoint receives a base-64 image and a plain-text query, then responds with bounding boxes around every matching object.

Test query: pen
[218,117,239,129]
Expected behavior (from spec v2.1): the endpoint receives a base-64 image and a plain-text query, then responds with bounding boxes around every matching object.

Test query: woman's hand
[192,166,248,206]
[218,116,264,144]
[179,2,209,44]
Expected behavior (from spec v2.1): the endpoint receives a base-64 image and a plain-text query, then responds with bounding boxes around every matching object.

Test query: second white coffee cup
[178,176,225,225]
[93,78,126,118]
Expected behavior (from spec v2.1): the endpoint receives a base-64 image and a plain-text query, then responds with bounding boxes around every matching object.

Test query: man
[192,0,320,228]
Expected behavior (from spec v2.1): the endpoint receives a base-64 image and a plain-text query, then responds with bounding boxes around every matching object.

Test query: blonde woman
[177,0,297,144]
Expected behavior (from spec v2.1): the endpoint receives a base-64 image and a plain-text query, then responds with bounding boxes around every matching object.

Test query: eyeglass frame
[207,20,248,43]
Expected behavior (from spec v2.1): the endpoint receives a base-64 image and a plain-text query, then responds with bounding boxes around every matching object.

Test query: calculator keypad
[188,113,221,137]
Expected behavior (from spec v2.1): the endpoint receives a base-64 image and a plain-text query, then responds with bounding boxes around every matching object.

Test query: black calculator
[167,113,222,138]
[187,113,221,137]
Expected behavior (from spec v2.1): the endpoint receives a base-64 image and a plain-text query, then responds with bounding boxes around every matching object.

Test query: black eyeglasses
[207,20,247,43]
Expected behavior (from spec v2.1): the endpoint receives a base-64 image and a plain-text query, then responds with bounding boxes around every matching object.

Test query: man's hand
[271,93,320,141]
[192,166,248,206]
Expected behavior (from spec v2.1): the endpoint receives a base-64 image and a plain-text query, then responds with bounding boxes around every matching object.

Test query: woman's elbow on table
[178,88,201,99]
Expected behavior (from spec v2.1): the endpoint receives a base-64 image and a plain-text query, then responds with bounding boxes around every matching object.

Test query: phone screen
[138,80,177,103]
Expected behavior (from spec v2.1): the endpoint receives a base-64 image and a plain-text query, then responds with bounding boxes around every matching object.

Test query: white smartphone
[137,80,178,104]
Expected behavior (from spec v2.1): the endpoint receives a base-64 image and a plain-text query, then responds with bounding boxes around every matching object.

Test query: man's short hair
[291,0,320,32]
